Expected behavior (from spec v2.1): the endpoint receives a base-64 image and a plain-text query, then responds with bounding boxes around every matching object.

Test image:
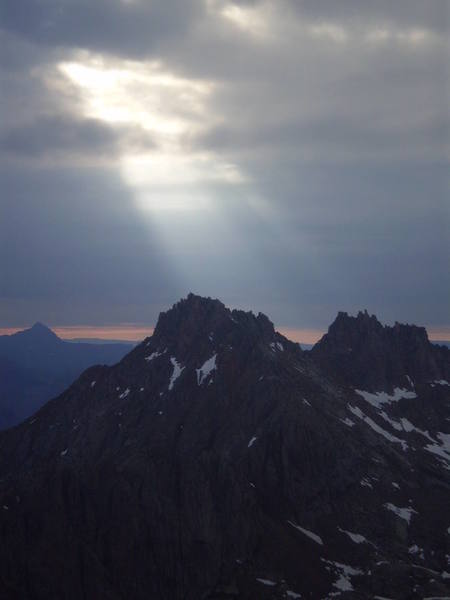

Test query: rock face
[0,295,449,600]
[311,310,450,391]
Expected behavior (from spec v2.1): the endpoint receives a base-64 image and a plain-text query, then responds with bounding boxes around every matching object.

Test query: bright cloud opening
[59,54,246,210]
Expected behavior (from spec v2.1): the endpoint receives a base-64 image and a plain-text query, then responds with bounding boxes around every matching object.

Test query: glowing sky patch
[59,53,247,210]
[220,3,272,39]
[1,0,447,331]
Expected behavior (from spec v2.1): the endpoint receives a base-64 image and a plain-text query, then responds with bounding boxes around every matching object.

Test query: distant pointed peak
[26,322,59,340]
[30,321,51,331]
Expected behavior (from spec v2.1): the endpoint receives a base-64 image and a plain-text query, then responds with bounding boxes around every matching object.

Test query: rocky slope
[0,295,448,599]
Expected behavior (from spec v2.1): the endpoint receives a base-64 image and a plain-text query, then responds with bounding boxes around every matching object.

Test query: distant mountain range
[0,295,448,599]
[0,323,133,430]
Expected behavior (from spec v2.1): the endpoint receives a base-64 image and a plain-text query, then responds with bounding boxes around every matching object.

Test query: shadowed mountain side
[311,310,450,392]
[0,295,448,599]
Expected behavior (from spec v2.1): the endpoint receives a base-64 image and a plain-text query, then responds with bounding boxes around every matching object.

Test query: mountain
[310,310,450,390]
[0,323,133,429]
[0,295,448,599]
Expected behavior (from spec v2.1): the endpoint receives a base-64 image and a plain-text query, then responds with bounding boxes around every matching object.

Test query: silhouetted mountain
[0,323,133,429]
[0,296,448,599]
[311,310,450,391]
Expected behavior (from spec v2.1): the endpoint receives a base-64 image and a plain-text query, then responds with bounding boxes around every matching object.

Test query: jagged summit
[312,310,448,391]
[154,293,276,340]
[328,310,429,341]
[153,293,230,341]
[148,293,286,365]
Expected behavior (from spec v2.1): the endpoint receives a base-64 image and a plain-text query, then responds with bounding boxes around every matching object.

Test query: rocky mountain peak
[312,311,449,391]
[150,293,279,360]
[0,297,449,600]
[326,310,384,344]
[153,293,229,341]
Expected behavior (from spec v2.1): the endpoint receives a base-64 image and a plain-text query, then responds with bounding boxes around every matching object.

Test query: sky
[0,0,449,342]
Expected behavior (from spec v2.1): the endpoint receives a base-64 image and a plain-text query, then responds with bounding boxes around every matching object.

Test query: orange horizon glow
[0,325,154,342]
[1,323,449,344]
[276,328,324,344]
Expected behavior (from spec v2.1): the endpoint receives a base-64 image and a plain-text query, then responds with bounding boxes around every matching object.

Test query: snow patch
[425,432,450,468]
[432,380,450,386]
[399,418,434,440]
[60,448,68,457]
[338,528,367,544]
[196,354,217,385]
[119,388,130,399]
[340,417,355,427]
[384,503,417,523]
[355,387,417,408]
[286,591,301,599]
[145,350,165,362]
[378,412,435,444]
[256,578,276,586]
[409,544,425,560]
[324,561,363,593]
[168,357,184,391]
[348,405,408,450]
[90,381,96,388]
[270,341,284,352]
[360,478,373,489]
[248,436,257,448]
[287,521,323,545]
[303,398,311,407]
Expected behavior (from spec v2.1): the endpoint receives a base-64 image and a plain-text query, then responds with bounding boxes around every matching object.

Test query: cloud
[0,115,156,163]
[0,0,448,330]
[1,0,204,58]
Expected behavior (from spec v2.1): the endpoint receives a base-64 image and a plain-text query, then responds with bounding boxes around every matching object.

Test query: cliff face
[311,309,450,391]
[0,296,449,599]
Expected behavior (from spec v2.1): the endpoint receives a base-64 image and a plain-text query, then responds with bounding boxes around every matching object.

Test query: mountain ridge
[0,294,448,599]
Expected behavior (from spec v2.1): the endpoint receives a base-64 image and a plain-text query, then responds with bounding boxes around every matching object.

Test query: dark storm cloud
[0,115,156,160]
[0,0,448,331]
[0,0,204,58]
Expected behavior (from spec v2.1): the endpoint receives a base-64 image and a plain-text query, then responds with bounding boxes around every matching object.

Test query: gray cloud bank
[0,0,448,330]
